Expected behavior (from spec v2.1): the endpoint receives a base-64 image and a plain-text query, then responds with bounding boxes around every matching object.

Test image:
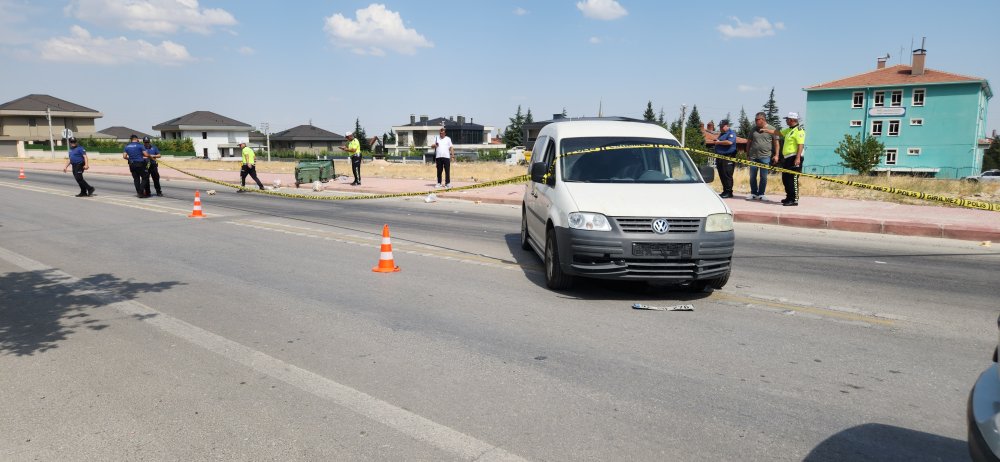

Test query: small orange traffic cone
[18,167,25,179]
[188,190,205,218]
[372,224,400,273]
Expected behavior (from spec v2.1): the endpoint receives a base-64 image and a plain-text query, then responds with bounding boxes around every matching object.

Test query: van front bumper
[553,225,734,281]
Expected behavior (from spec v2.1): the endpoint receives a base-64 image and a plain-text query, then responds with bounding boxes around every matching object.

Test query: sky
[2,0,998,139]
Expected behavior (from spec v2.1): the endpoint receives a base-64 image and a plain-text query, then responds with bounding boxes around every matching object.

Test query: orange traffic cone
[188,190,205,218]
[372,224,400,273]
[18,167,25,179]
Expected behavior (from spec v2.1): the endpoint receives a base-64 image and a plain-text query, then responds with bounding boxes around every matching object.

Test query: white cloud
[64,0,237,34]
[324,4,432,56]
[737,84,760,92]
[513,7,527,16]
[238,46,255,55]
[39,25,192,65]
[589,36,601,44]
[577,0,627,20]
[717,17,784,39]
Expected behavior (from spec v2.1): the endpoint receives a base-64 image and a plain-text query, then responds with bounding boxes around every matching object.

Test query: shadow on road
[0,269,183,356]
[804,422,968,462]
[503,233,716,302]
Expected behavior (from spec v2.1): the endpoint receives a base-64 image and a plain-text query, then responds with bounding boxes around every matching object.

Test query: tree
[561,107,568,117]
[984,135,1000,171]
[736,107,752,140]
[684,105,708,164]
[525,108,534,124]
[657,107,666,126]
[383,130,396,144]
[643,101,656,121]
[835,132,885,175]
[353,118,371,152]
[504,105,526,148]
[761,87,782,131]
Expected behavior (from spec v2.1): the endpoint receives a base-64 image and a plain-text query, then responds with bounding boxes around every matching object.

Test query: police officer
[340,133,362,185]
[63,137,94,197]
[122,134,150,198]
[714,119,737,198]
[142,136,163,196]
[239,142,265,191]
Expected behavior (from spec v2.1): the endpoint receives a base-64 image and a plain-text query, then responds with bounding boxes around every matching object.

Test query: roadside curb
[734,210,1000,242]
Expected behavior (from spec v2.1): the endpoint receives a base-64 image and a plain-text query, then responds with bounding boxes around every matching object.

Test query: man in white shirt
[432,127,454,188]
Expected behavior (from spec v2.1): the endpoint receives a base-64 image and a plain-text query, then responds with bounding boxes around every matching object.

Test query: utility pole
[260,122,270,162]
[46,107,55,156]
[679,104,687,147]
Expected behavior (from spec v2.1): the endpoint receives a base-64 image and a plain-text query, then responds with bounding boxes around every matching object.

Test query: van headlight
[568,212,612,231]
[705,213,734,232]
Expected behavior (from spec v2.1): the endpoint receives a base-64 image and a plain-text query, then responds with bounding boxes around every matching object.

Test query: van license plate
[631,243,692,258]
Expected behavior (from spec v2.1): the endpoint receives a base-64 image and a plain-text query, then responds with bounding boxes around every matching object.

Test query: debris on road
[632,303,694,311]
[424,193,437,203]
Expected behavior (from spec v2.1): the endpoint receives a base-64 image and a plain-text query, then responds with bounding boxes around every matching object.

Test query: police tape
[556,144,1000,212]
[158,160,529,201]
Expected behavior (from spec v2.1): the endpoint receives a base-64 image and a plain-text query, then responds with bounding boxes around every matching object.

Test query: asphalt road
[2,169,998,461]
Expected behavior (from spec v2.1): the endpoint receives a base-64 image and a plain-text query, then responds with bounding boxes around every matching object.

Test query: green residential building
[803,49,992,178]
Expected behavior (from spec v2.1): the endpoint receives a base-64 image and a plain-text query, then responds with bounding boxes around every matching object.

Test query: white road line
[0,245,528,462]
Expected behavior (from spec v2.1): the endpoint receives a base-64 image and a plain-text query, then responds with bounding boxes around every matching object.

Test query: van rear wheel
[545,230,574,290]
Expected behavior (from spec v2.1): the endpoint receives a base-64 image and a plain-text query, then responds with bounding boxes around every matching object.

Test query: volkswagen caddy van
[520,118,734,290]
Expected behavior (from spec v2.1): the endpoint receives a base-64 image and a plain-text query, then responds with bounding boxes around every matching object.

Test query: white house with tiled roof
[804,48,992,178]
[152,110,252,160]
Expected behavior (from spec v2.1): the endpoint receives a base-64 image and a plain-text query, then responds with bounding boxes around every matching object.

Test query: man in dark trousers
[63,137,94,197]
[766,112,806,206]
[122,134,150,198]
[340,133,362,185]
[142,136,163,196]
[714,119,737,198]
[239,142,265,191]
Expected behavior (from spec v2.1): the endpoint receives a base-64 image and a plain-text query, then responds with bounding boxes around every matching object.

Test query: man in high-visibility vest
[767,112,806,206]
[340,133,362,185]
[239,142,265,191]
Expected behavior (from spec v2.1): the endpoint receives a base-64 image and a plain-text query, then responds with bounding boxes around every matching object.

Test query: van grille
[614,217,701,234]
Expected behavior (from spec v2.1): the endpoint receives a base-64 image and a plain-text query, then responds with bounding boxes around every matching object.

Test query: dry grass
[18,157,1000,205]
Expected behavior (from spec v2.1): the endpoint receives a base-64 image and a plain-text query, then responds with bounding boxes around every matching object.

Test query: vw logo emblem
[651,218,669,234]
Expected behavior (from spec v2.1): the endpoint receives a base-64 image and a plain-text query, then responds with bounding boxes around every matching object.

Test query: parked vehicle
[967,314,1000,462]
[520,117,734,290]
[964,170,1000,182]
[505,146,526,166]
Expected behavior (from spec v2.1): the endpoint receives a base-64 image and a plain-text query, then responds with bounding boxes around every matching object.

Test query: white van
[520,118,734,290]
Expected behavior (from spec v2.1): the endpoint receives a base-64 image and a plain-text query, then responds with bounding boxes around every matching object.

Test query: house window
[874,91,885,107]
[885,148,898,165]
[888,120,900,136]
[202,131,207,139]
[912,89,925,106]
[871,120,883,136]
[910,118,923,126]
[890,90,903,107]
[28,118,37,127]
[852,92,864,108]
[850,120,862,127]
[907,147,921,156]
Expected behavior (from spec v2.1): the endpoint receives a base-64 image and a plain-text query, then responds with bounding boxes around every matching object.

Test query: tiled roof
[152,111,251,130]
[270,124,344,141]
[97,126,152,139]
[0,94,100,113]
[806,65,987,90]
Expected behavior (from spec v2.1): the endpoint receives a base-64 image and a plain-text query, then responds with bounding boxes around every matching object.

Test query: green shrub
[478,149,505,162]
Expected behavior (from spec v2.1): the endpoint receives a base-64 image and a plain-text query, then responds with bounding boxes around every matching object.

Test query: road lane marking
[0,180,226,217]
[0,245,528,462]
[710,292,895,326]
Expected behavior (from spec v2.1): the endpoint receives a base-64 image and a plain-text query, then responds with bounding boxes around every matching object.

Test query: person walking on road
[767,112,806,206]
[432,127,454,188]
[340,133,362,185]
[142,136,163,196]
[122,134,150,198]
[239,142,265,191]
[63,137,94,197]
[714,119,737,198]
[746,112,779,201]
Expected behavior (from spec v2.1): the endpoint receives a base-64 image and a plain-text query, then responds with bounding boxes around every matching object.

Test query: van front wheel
[545,230,575,290]
[691,270,730,292]
[520,209,531,250]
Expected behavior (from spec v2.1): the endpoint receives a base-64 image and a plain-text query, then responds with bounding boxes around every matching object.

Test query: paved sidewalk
[6,162,1000,242]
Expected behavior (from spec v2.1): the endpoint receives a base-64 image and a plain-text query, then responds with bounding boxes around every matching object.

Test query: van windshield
[559,137,702,183]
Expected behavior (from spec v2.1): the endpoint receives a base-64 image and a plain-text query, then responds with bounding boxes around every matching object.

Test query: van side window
[544,140,556,167]
[532,136,547,163]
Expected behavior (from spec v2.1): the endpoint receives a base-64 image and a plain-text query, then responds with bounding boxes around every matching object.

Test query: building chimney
[876,53,889,70]
[911,37,927,76]
[420,115,428,123]
[410,114,415,124]
[457,115,465,124]
[449,115,454,122]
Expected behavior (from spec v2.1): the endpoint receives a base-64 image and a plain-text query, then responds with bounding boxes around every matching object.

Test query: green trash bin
[316,157,335,182]
[295,158,336,187]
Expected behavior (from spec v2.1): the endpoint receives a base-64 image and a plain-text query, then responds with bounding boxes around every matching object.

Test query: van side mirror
[699,164,715,183]
[530,162,549,183]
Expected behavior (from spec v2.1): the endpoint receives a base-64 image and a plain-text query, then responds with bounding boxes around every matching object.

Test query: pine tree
[353,118,371,152]
[504,105,526,148]
[657,108,666,126]
[561,107,568,117]
[762,87,782,130]
[736,107,752,140]
[525,108,534,124]
[643,101,656,121]
[685,105,708,163]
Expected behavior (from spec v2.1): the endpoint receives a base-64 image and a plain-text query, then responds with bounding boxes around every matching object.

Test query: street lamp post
[680,104,687,147]
[260,122,270,162]
[46,107,55,156]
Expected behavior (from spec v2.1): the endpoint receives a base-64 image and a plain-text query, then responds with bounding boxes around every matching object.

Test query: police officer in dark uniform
[63,137,95,197]
[714,119,738,198]
[122,134,150,198]
[142,136,163,196]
